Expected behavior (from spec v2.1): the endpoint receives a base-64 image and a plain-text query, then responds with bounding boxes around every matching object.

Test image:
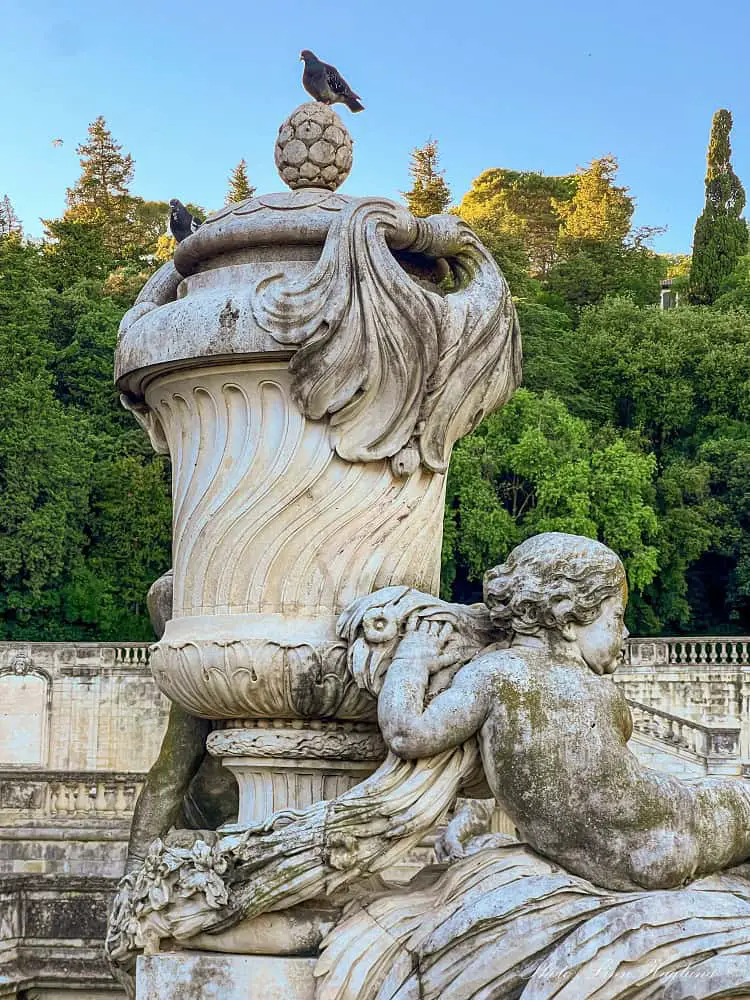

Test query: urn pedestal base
[137,952,317,999]
[206,724,386,826]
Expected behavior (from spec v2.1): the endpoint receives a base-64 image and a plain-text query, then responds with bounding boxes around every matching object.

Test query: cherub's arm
[378,619,491,758]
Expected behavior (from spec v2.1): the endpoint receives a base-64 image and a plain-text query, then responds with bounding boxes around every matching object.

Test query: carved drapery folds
[252,198,521,473]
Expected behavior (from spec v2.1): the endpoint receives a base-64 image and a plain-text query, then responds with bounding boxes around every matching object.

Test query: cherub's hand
[395,616,463,675]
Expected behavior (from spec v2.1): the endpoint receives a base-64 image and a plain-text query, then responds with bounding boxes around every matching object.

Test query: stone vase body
[116,185,520,821]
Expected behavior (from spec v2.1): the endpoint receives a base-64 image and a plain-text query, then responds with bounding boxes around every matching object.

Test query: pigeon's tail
[344,95,365,113]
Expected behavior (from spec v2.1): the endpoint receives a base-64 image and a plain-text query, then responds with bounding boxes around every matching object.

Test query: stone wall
[0,643,167,881]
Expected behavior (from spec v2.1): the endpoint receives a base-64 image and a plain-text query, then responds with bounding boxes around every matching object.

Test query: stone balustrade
[625,636,750,667]
[627,698,742,775]
[0,769,145,822]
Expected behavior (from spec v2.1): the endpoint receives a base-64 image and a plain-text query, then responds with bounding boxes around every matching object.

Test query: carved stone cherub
[376,532,750,892]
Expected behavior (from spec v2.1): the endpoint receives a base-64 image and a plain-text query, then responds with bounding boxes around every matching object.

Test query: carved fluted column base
[206,724,386,826]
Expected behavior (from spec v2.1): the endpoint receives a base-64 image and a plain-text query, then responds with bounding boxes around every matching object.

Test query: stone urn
[115,102,521,825]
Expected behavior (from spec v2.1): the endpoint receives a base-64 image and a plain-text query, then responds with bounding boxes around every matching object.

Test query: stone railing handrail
[627,699,741,774]
[0,640,152,669]
[625,637,750,667]
[627,699,741,735]
[0,770,146,821]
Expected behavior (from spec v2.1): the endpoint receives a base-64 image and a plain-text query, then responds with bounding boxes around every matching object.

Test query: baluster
[741,642,750,666]
[86,783,98,814]
[74,781,87,815]
[115,783,128,815]
[719,641,728,665]
[104,784,117,814]
[46,783,58,816]
[94,782,107,816]
[56,783,70,816]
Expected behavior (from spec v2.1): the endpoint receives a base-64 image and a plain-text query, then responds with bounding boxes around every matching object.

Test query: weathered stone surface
[274,102,353,191]
[137,953,316,999]
[0,874,123,997]
[115,183,520,762]
[0,643,167,774]
[102,95,750,1000]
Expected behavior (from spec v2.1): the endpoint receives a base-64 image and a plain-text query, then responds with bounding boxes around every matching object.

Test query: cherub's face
[572,593,628,675]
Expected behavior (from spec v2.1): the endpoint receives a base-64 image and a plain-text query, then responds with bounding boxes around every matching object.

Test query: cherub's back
[473,645,636,872]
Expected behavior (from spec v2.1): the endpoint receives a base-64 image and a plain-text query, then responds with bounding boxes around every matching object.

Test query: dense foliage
[445,122,750,635]
[1,111,749,638]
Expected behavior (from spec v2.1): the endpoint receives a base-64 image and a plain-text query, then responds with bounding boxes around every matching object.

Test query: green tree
[689,109,748,305]
[458,168,576,276]
[531,296,750,632]
[442,389,659,626]
[0,195,21,236]
[0,236,96,637]
[544,239,666,313]
[713,252,750,310]
[404,140,451,217]
[59,116,145,263]
[226,159,256,204]
[555,156,633,242]
[66,115,134,214]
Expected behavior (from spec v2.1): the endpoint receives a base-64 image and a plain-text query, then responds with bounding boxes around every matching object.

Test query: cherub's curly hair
[484,533,626,636]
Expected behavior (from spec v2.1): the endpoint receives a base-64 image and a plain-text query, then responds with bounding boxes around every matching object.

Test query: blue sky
[2,0,748,254]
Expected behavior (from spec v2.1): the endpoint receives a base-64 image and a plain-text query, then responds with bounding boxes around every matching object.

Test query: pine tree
[0,195,21,236]
[226,159,256,204]
[555,156,633,243]
[66,116,134,215]
[404,140,451,217]
[689,110,748,305]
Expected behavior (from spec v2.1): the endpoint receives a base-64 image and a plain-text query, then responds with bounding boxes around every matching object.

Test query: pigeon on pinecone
[300,50,364,113]
[168,199,202,243]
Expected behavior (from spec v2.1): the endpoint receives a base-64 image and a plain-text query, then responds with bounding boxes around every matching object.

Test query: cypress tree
[689,110,748,305]
[226,159,256,204]
[404,139,451,217]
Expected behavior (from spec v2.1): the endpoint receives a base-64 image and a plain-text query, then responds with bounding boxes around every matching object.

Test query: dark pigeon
[300,50,364,113]
[168,199,202,243]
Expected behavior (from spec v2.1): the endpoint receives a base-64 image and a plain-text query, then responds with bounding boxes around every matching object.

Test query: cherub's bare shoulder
[453,646,530,686]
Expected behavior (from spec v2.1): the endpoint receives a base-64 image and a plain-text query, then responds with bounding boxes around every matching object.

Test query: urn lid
[175,103,355,278]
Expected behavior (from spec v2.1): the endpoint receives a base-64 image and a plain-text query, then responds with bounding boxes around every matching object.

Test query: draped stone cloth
[315,839,750,1000]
